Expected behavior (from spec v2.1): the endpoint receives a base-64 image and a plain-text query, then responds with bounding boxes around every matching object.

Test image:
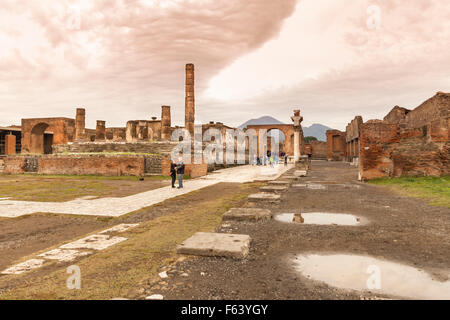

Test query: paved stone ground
[0,164,292,218]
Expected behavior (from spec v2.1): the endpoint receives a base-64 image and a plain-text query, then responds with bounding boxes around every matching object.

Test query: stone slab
[222,208,272,222]
[1,259,45,275]
[177,232,251,259]
[99,223,140,234]
[307,184,327,190]
[38,249,91,262]
[259,186,288,193]
[281,175,298,180]
[268,180,291,186]
[247,193,281,203]
[294,170,307,177]
[60,234,127,251]
[292,184,307,188]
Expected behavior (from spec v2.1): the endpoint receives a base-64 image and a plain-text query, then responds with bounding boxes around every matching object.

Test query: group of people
[252,151,289,167]
[169,158,185,189]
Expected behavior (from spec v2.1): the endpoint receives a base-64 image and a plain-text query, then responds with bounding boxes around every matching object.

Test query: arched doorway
[267,129,286,156]
[30,123,53,154]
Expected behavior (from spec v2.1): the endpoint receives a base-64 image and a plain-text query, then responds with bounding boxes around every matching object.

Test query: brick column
[161,105,171,140]
[185,63,195,136]
[96,120,106,140]
[5,134,16,155]
[75,108,86,141]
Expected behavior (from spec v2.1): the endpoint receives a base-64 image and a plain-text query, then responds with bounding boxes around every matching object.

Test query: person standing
[284,154,288,167]
[170,160,177,188]
[176,158,185,189]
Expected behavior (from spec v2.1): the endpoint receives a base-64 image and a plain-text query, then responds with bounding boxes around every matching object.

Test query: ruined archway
[267,128,286,156]
[30,123,53,154]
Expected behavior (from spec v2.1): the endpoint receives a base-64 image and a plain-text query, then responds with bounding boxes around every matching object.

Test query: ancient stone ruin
[326,92,449,180]
[0,64,307,177]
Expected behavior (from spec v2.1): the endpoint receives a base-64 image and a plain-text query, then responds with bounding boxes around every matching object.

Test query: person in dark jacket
[176,158,185,189]
[170,161,177,188]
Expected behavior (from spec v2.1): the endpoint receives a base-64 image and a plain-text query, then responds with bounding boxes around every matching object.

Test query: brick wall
[161,157,208,178]
[359,118,449,180]
[53,141,177,155]
[3,157,26,174]
[37,155,146,176]
[326,130,346,161]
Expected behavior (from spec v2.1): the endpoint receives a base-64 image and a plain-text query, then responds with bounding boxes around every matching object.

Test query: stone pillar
[185,63,195,136]
[95,120,106,140]
[75,108,86,141]
[291,110,304,162]
[161,105,171,140]
[5,134,16,155]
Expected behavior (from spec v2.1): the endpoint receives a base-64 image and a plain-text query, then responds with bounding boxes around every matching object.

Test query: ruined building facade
[1,64,305,177]
[326,92,449,180]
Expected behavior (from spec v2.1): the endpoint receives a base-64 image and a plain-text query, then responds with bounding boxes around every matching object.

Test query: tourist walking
[284,154,288,167]
[170,160,177,188]
[176,158,185,189]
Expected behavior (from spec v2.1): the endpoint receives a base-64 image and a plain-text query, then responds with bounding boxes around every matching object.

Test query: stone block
[260,186,288,193]
[222,208,272,222]
[177,232,251,259]
[268,180,291,186]
[247,193,281,203]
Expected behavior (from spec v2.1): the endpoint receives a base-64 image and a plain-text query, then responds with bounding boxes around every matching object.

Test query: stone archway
[246,124,295,156]
[30,122,53,154]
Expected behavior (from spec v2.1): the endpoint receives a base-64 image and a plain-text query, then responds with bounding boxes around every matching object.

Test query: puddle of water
[275,213,362,226]
[294,254,450,300]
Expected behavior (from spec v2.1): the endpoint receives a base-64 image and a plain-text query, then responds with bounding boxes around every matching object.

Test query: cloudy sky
[0,0,449,130]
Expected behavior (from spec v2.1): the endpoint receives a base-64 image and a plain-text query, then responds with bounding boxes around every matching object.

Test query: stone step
[222,208,272,222]
[259,185,288,193]
[177,232,251,259]
[247,193,281,204]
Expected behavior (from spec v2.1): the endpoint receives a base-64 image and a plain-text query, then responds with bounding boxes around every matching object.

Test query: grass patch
[0,183,260,300]
[0,178,115,202]
[369,176,450,208]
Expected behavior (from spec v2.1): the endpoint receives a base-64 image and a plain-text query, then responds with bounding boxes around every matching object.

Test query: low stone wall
[161,157,208,178]
[53,141,177,155]
[3,157,26,174]
[37,155,146,176]
[3,155,154,176]
[3,156,39,174]
[359,118,449,180]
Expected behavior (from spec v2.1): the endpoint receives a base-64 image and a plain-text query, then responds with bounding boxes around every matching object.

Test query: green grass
[369,176,450,208]
[0,179,116,202]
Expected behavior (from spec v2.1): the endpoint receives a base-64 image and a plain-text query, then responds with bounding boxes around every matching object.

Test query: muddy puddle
[275,213,363,226]
[293,254,450,300]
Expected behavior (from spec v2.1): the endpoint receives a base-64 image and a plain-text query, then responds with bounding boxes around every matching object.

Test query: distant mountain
[303,124,333,142]
[238,116,284,129]
[238,117,332,142]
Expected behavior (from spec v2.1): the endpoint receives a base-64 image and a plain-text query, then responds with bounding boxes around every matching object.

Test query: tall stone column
[161,105,171,140]
[291,110,304,162]
[185,63,195,136]
[5,134,16,155]
[96,120,106,140]
[75,108,86,141]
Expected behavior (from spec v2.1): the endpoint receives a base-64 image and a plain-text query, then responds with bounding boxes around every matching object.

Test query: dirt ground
[1,162,449,300]
[137,161,450,300]
[0,182,260,296]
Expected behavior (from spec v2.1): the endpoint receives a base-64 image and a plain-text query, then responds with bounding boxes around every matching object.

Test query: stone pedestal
[291,110,304,162]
